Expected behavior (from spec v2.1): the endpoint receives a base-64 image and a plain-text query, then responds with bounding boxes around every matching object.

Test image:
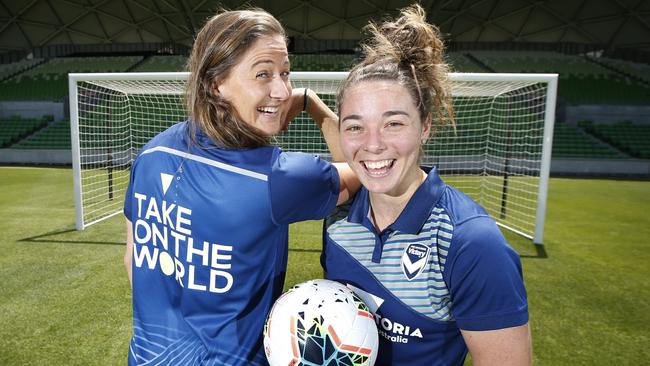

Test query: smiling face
[216,34,291,136]
[339,80,430,197]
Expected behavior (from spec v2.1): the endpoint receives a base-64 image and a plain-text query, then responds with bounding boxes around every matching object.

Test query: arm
[461,323,532,366]
[278,88,359,207]
[304,88,345,163]
[283,88,345,163]
[446,217,531,364]
[124,218,133,288]
[303,89,359,203]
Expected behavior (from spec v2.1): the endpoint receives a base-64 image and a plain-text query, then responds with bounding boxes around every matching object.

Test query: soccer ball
[264,279,379,366]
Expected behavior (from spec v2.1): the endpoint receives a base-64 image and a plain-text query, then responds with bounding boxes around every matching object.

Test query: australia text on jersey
[131,192,234,294]
[374,312,423,344]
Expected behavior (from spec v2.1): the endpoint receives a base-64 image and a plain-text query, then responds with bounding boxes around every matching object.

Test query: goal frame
[69,71,557,244]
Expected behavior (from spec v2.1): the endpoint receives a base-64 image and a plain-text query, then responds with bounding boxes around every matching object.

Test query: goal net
[69,72,557,244]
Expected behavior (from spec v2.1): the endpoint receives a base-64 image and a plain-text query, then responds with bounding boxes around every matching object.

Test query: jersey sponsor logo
[375,313,423,344]
[401,243,430,281]
[160,173,173,195]
[131,186,234,294]
[343,283,423,344]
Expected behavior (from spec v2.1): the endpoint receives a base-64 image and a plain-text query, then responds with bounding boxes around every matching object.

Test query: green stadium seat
[11,119,71,149]
[552,121,625,159]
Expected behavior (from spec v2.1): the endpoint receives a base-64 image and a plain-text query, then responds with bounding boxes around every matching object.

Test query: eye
[256,71,270,79]
[344,125,362,133]
[386,120,405,128]
[280,70,291,78]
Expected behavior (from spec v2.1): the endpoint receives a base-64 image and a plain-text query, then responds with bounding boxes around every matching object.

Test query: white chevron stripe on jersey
[327,206,455,320]
[142,146,268,181]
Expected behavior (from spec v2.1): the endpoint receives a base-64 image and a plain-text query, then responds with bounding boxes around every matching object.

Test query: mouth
[257,106,280,117]
[362,159,395,177]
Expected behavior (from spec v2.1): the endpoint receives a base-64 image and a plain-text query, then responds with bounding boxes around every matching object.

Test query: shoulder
[271,150,332,171]
[434,185,513,267]
[138,121,190,153]
[270,150,337,185]
[268,151,340,224]
[438,185,489,226]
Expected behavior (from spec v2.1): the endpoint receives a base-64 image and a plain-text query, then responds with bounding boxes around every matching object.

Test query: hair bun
[363,5,445,72]
[339,4,454,131]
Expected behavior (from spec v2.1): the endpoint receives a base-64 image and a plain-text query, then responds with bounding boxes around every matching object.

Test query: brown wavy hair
[185,8,287,149]
[337,4,455,135]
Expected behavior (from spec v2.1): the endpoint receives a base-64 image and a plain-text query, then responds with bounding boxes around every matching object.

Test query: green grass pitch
[0,166,648,365]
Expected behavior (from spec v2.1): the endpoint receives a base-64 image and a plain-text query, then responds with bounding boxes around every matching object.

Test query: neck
[369,169,427,232]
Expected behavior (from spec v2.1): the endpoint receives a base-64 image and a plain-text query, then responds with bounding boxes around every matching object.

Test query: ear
[211,80,220,94]
[421,113,432,143]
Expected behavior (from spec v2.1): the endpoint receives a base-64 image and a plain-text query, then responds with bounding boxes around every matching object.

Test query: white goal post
[69,72,557,244]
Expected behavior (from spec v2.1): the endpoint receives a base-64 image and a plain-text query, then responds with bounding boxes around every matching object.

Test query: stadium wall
[0,101,65,121]
[551,158,650,176]
[565,105,650,124]
[0,149,71,164]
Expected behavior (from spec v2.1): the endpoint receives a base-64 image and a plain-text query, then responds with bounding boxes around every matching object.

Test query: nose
[363,128,386,153]
[269,76,290,100]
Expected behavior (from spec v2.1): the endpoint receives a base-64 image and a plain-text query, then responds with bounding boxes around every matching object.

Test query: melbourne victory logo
[401,243,430,281]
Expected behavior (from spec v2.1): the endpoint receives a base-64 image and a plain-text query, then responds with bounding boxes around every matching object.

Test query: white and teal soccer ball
[263,279,379,366]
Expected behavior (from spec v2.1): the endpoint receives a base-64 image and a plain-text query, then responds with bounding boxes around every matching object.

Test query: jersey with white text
[322,167,528,366]
[124,121,340,365]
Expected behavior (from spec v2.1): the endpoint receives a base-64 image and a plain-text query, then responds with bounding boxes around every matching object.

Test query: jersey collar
[347,166,447,235]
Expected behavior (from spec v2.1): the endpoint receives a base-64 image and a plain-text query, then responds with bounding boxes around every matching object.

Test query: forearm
[125,218,133,288]
[304,88,345,162]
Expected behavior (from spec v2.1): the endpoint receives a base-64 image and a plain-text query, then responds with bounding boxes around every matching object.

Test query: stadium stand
[467,51,605,75]
[580,121,650,159]
[132,55,188,72]
[0,52,648,106]
[132,54,359,73]
[467,51,650,105]
[587,56,650,84]
[0,2,646,177]
[289,54,357,71]
[0,116,48,148]
[11,119,71,149]
[0,56,143,101]
[447,53,487,73]
[552,121,625,159]
[0,58,45,81]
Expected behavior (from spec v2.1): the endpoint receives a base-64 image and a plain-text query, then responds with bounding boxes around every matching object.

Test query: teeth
[258,106,278,114]
[364,160,392,170]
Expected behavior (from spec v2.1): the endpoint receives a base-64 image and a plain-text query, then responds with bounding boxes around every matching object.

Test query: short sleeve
[444,216,529,331]
[123,161,137,220]
[269,151,340,225]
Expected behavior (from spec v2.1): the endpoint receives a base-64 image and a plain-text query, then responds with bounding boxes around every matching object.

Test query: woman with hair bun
[322,4,532,365]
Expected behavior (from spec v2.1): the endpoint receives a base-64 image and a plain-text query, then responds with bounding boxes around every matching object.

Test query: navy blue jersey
[322,168,528,366]
[124,121,339,365]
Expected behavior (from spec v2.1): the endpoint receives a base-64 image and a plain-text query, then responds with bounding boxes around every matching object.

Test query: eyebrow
[383,110,410,118]
[250,59,290,69]
[341,110,410,123]
[341,114,361,123]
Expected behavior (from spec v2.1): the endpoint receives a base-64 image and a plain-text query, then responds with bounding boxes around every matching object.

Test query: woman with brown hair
[322,4,532,365]
[123,8,357,365]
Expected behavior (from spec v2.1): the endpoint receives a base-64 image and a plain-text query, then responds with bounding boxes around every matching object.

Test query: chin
[254,123,280,136]
[255,118,283,134]
[360,179,394,194]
